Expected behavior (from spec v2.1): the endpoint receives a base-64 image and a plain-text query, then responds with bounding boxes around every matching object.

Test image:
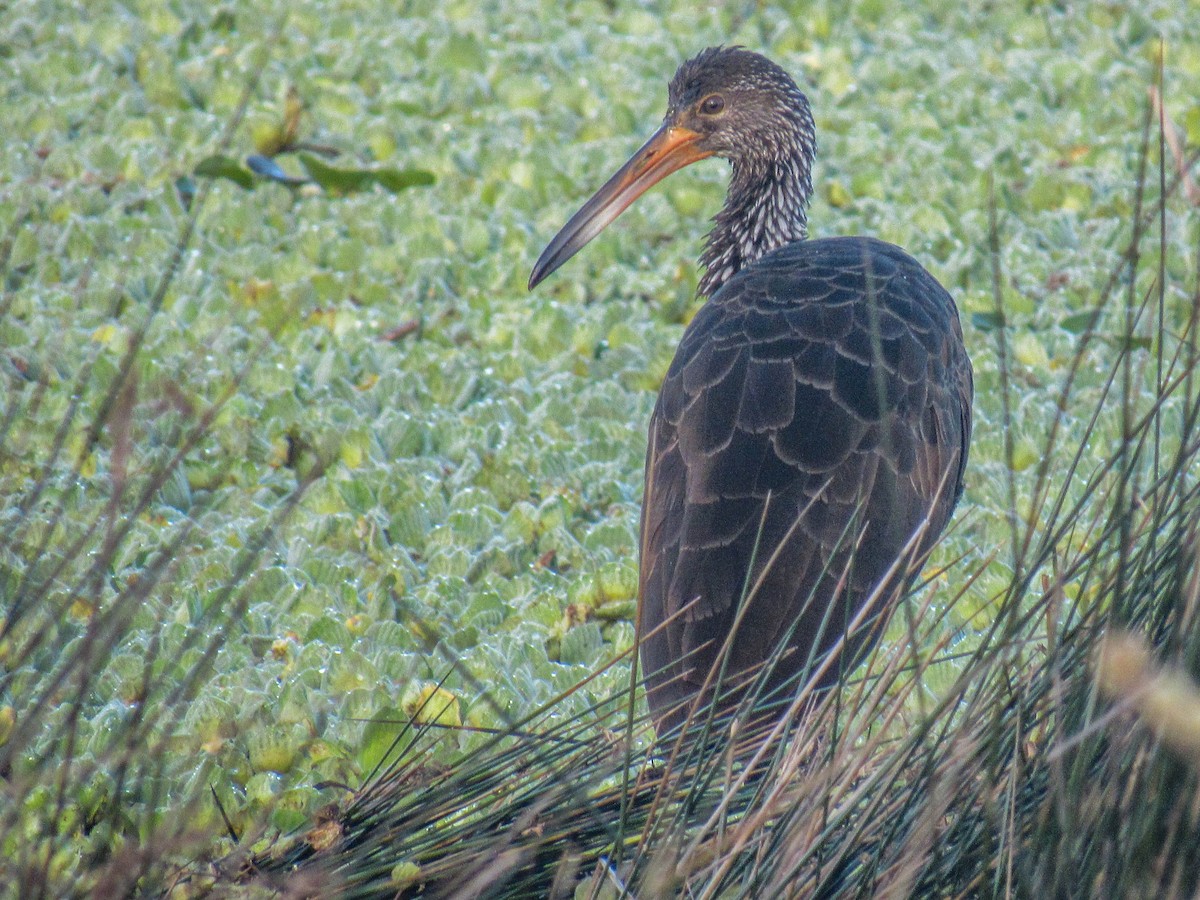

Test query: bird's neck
[697,155,812,298]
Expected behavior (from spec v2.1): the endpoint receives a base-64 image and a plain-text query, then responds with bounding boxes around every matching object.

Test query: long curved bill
[528,125,712,290]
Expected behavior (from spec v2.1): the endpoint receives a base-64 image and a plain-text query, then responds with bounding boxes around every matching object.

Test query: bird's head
[662,46,815,169]
[529,46,816,291]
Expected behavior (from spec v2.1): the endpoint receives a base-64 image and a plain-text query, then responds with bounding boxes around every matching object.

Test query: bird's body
[639,235,970,733]
[530,47,972,738]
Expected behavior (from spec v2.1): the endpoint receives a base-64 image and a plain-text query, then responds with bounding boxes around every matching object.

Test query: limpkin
[529,47,973,739]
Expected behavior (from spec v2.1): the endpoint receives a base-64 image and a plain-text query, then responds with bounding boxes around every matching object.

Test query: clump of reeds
[0,67,330,896]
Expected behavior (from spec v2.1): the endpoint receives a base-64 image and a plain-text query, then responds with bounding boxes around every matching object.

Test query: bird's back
[638,235,972,735]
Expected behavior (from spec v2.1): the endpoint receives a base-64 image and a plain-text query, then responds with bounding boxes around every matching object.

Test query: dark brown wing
[638,236,972,734]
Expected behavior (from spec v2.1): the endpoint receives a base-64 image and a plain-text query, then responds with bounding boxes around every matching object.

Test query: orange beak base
[528,125,712,290]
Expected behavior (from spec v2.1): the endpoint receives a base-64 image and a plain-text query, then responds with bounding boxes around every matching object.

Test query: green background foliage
[2,0,1197,884]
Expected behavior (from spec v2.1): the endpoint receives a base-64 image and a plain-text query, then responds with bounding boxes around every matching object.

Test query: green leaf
[1061,309,1101,333]
[358,707,407,775]
[558,621,603,665]
[298,153,377,193]
[193,154,254,189]
[971,310,1006,331]
[298,153,434,194]
[1013,332,1051,371]
[372,167,436,192]
[306,615,352,647]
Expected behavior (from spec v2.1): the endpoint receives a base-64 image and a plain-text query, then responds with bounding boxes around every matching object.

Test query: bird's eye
[699,94,725,115]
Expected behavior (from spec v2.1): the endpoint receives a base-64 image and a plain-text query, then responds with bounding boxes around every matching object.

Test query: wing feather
[638,236,972,733]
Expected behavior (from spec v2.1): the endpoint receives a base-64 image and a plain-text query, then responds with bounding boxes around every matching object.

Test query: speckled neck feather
[677,49,816,298]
